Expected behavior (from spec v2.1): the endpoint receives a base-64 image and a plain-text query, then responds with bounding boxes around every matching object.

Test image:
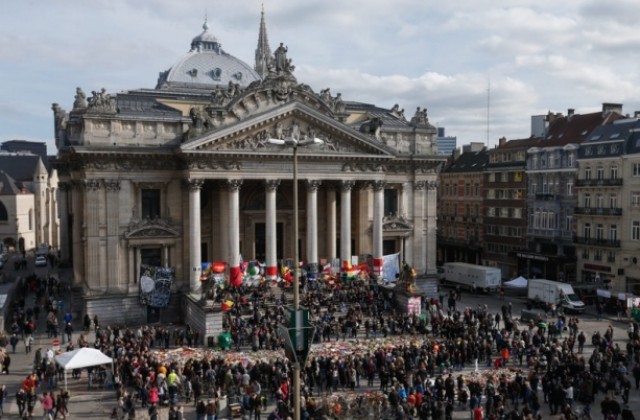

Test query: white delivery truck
[527,279,585,314]
[442,262,501,293]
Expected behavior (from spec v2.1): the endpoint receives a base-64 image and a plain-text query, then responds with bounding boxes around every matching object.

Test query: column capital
[426,180,439,190]
[58,181,72,192]
[102,179,121,192]
[340,180,355,192]
[226,179,243,191]
[183,178,204,192]
[371,180,386,191]
[305,180,322,191]
[413,181,426,191]
[82,179,102,191]
[264,179,280,191]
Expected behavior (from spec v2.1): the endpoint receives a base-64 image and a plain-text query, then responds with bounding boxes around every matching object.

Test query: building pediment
[383,215,413,233]
[180,101,394,158]
[124,218,179,239]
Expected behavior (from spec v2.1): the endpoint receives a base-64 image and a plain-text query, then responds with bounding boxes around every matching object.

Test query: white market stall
[54,347,114,390]
[503,276,528,289]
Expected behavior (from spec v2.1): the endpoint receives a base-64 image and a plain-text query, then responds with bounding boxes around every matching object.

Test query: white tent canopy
[504,276,528,288]
[54,347,114,389]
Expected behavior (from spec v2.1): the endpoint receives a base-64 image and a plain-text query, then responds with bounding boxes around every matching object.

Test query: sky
[2,0,640,154]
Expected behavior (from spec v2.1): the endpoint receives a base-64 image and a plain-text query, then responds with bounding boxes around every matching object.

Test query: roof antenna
[203,9,208,31]
[486,75,491,148]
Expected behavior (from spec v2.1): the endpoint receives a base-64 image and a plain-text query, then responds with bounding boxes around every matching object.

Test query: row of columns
[186,178,386,294]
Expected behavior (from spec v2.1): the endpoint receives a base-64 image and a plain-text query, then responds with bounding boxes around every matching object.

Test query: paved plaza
[0,257,639,419]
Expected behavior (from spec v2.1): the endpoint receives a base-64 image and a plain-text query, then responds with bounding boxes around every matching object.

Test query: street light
[268,134,322,419]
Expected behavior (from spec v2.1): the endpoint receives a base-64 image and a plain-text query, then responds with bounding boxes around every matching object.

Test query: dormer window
[187,68,198,77]
[233,72,243,81]
[210,68,222,80]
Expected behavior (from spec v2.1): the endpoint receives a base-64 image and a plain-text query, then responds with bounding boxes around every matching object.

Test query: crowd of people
[3,269,640,419]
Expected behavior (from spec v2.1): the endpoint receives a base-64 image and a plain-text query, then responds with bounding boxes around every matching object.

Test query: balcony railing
[534,193,559,201]
[574,207,622,216]
[575,178,623,187]
[573,236,621,248]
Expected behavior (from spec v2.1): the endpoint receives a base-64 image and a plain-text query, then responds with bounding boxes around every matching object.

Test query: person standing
[41,391,55,419]
[15,388,26,418]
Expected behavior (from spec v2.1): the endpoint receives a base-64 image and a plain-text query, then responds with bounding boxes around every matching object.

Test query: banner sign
[140,265,175,308]
[382,253,400,283]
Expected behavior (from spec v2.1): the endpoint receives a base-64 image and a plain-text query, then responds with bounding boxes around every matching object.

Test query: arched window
[0,201,7,221]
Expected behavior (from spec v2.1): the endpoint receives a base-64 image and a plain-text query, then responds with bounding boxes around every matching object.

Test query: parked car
[34,256,47,267]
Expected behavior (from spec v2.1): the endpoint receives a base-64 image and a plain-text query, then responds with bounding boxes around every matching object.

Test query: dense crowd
[3,272,640,419]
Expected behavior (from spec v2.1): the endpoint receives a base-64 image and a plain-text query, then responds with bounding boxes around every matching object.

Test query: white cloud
[1,0,640,153]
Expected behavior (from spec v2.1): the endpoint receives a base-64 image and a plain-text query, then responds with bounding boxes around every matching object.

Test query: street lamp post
[268,135,322,419]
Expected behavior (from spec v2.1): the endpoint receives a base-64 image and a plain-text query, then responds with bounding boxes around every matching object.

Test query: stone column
[83,179,102,291]
[306,180,321,277]
[227,179,243,288]
[186,178,204,295]
[58,182,71,262]
[104,180,121,291]
[425,180,439,275]
[128,246,136,293]
[372,180,385,280]
[265,180,280,281]
[340,180,355,273]
[326,187,337,261]
[413,181,426,274]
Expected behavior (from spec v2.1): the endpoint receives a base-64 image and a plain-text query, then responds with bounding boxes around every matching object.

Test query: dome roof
[157,20,260,90]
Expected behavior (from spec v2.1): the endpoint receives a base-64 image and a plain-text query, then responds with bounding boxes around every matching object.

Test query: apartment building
[575,113,640,294]
[525,106,622,281]
[437,143,488,264]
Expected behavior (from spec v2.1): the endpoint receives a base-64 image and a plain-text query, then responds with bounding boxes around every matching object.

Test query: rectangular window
[610,165,618,179]
[633,221,640,241]
[565,216,573,232]
[596,224,603,241]
[141,189,161,219]
[567,154,573,167]
[596,167,604,180]
[596,194,604,208]
[608,251,616,263]
[584,193,591,208]
[610,225,617,242]
[384,189,398,216]
[631,192,640,208]
[584,223,591,239]
[634,163,640,177]
[594,249,602,261]
[566,182,573,196]
[585,167,592,180]
[610,194,618,209]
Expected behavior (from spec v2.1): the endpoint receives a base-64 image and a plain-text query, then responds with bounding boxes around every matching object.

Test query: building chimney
[498,137,507,147]
[634,111,640,119]
[602,102,623,116]
[452,147,461,161]
[567,108,575,117]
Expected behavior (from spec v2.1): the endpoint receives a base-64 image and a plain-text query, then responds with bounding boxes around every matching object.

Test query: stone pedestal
[183,293,224,346]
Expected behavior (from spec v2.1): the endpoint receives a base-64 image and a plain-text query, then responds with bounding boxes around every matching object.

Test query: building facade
[53,15,445,324]
[483,137,537,279]
[524,106,622,281]
[0,150,59,253]
[575,113,640,294]
[437,143,487,265]
[436,127,457,156]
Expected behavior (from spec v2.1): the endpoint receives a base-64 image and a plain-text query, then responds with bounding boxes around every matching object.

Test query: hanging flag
[221,300,234,311]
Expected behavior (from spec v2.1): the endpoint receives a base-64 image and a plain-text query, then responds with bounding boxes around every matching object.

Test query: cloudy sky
[2,0,640,154]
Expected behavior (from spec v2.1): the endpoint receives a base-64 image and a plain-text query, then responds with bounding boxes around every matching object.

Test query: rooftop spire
[254,4,272,79]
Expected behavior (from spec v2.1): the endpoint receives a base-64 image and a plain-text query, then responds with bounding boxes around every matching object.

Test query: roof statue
[73,87,87,110]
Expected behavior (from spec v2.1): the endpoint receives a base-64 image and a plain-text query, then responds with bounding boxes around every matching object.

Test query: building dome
[157,20,261,90]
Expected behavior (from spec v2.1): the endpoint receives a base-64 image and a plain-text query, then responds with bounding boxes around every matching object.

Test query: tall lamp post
[268,134,322,419]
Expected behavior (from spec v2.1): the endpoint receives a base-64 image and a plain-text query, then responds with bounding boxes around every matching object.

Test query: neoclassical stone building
[53,13,444,325]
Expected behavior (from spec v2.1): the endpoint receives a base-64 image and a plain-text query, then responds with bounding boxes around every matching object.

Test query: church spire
[254,4,272,79]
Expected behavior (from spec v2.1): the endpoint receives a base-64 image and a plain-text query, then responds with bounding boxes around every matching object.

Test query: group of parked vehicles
[439,262,587,316]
